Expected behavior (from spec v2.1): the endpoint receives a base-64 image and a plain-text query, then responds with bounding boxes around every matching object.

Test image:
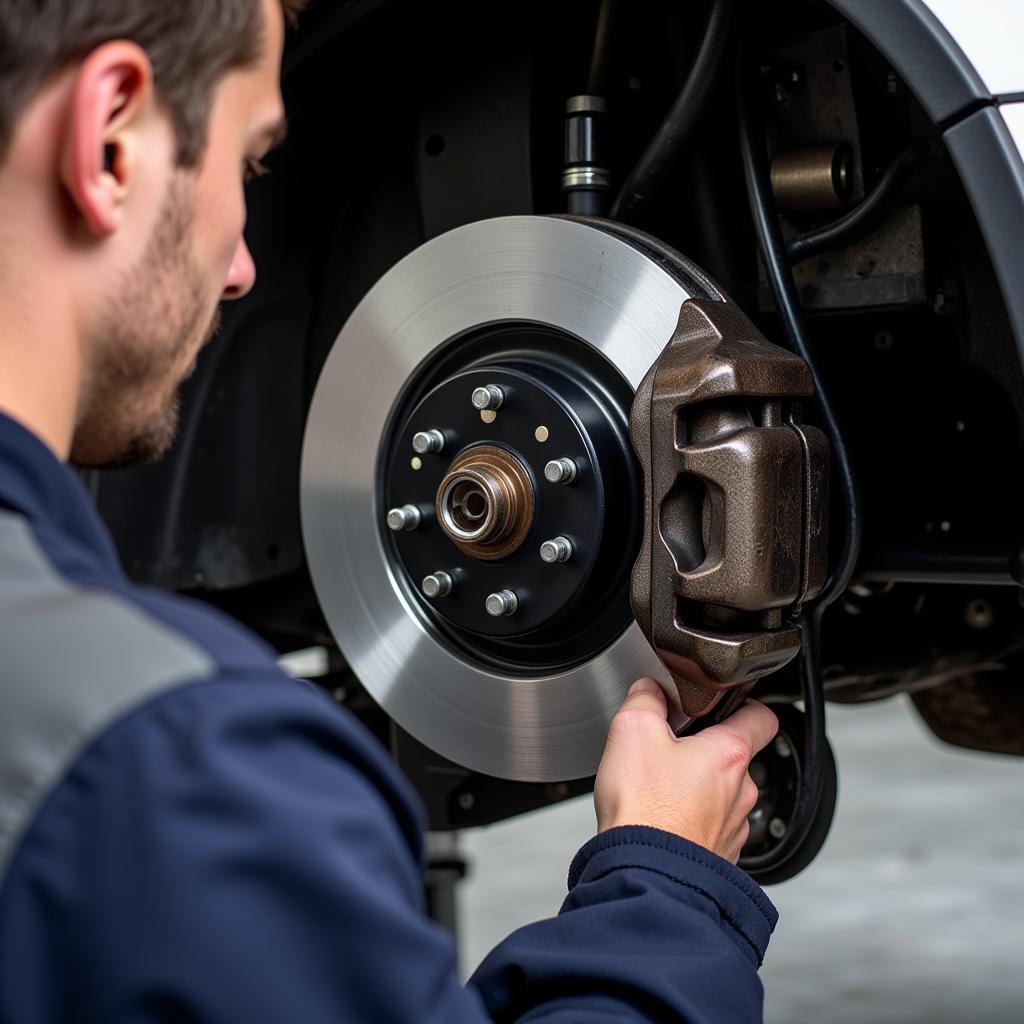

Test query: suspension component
[630,297,829,719]
[562,95,611,216]
[770,144,853,214]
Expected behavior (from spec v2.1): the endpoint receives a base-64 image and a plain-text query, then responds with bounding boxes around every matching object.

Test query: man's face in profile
[70,0,287,469]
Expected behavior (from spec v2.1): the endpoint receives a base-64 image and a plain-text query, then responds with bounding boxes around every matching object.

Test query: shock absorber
[562,95,611,216]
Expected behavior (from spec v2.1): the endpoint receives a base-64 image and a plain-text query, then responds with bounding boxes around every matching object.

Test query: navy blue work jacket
[0,410,777,1022]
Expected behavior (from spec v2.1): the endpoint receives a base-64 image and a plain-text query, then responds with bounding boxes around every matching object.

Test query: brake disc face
[300,216,707,781]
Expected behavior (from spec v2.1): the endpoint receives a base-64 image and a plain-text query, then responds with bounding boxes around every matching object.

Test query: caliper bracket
[630,298,829,720]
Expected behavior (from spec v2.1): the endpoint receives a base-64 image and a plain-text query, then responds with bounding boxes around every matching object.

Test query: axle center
[436,445,535,561]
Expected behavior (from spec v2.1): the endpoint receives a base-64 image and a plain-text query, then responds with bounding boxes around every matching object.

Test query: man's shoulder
[0,506,421,897]
[3,502,280,678]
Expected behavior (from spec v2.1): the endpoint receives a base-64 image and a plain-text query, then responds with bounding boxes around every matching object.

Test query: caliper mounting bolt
[471,385,505,411]
[412,429,445,455]
[485,590,519,617]
[386,504,421,532]
[422,572,454,599]
[540,536,574,563]
[544,457,577,485]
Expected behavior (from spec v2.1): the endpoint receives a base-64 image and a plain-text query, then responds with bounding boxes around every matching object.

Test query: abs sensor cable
[735,42,863,877]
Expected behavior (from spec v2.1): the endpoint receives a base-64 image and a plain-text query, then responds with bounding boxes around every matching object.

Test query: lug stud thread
[544,457,577,484]
[386,504,421,532]
[540,536,574,563]
[485,590,519,617]
[471,384,505,411]
[412,429,445,455]
[422,572,454,599]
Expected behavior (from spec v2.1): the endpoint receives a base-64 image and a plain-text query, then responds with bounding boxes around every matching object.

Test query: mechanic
[0,1,781,1020]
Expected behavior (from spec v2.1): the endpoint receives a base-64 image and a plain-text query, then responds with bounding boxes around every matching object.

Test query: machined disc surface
[300,216,699,780]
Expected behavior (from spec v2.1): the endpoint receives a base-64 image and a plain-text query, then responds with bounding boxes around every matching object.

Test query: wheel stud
[540,536,573,563]
[485,590,519,617]
[422,572,454,598]
[412,429,445,455]
[471,385,505,411]
[544,457,577,484]
[386,504,421,532]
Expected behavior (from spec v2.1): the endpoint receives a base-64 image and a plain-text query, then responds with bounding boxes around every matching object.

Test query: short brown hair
[0,0,306,167]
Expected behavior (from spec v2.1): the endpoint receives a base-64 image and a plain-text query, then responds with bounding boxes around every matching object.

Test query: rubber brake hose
[609,0,737,224]
[587,0,617,97]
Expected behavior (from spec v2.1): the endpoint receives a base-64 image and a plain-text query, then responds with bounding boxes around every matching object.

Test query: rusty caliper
[630,296,829,725]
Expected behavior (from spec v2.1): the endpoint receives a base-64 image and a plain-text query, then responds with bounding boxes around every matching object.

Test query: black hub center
[381,323,641,673]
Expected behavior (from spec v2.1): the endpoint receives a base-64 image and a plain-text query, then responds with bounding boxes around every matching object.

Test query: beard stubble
[70,178,221,469]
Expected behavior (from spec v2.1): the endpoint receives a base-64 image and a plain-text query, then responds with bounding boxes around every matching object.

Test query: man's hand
[594,678,779,863]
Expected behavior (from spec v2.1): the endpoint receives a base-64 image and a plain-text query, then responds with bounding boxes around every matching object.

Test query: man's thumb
[618,677,669,719]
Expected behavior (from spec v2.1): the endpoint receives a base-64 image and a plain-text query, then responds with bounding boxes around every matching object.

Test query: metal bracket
[630,298,829,719]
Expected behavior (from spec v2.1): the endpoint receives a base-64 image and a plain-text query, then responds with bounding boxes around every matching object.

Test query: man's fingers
[617,677,669,719]
[709,699,779,759]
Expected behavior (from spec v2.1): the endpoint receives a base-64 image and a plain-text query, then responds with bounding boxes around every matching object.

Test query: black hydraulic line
[735,42,863,875]
[587,0,617,97]
[858,542,1021,586]
[786,147,922,265]
[735,52,862,605]
[609,0,737,223]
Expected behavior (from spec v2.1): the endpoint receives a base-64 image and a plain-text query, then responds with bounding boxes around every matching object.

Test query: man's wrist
[568,825,779,966]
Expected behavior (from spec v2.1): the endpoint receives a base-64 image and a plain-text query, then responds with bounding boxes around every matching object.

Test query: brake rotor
[300,215,712,781]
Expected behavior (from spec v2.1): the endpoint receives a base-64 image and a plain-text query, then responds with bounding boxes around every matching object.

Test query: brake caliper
[630,298,829,721]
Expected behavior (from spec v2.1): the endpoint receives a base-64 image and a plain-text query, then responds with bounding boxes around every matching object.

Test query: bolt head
[540,536,573,563]
[768,818,787,840]
[422,572,453,599]
[486,590,518,617]
[544,458,577,484]
[412,429,444,455]
[965,599,994,630]
[471,384,504,411]
[774,735,793,759]
[386,504,420,532]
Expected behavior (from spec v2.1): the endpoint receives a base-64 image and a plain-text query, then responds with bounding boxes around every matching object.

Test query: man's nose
[222,237,256,300]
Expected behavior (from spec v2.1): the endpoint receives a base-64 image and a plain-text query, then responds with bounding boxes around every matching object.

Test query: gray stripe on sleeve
[0,511,216,882]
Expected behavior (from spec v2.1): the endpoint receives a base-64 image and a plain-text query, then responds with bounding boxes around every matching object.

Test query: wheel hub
[300,215,712,780]
[436,446,535,559]
[382,331,640,667]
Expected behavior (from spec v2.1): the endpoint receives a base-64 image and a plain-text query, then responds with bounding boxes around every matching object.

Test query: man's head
[0,0,304,466]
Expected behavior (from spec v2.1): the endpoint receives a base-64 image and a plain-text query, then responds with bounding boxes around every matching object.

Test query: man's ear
[59,42,155,237]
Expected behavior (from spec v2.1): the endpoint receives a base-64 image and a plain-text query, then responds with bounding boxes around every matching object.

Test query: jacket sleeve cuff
[567,825,779,964]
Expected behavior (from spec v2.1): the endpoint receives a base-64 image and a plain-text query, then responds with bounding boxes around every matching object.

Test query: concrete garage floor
[459,698,1024,1022]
